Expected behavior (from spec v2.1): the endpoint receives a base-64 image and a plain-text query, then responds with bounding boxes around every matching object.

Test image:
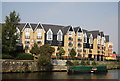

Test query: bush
[91,61,97,66]
[66,60,73,66]
[86,60,90,65]
[2,54,14,59]
[16,53,34,60]
[80,60,86,65]
[73,60,80,66]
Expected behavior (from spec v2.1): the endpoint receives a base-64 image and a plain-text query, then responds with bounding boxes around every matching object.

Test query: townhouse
[17,23,113,61]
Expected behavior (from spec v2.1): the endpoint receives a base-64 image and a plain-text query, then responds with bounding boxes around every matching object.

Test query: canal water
[2,70,120,79]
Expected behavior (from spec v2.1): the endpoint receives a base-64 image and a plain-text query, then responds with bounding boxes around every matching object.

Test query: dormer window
[37,29,42,39]
[57,29,63,41]
[47,28,53,41]
[89,34,93,44]
[101,37,105,45]
[26,28,30,32]
[97,34,101,44]
[84,33,87,43]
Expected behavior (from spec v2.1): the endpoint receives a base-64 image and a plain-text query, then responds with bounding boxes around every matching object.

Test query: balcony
[78,43,82,47]
[109,45,113,48]
[78,39,82,42]
[89,49,92,53]
[37,41,42,44]
[68,42,73,47]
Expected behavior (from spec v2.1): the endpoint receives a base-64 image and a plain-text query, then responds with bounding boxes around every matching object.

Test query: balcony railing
[37,36,42,39]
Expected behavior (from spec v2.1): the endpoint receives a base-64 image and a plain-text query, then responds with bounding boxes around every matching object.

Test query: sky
[1,2,118,53]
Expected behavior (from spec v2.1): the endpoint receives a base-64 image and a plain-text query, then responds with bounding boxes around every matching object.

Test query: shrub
[80,59,86,65]
[66,60,73,66]
[73,60,80,66]
[16,53,34,60]
[86,59,90,65]
[2,54,14,59]
[91,61,97,66]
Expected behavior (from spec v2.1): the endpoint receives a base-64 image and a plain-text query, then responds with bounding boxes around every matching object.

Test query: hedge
[16,53,34,60]
[2,54,14,59]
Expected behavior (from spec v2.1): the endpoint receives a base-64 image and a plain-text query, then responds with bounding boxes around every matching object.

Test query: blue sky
[2,2,118,53]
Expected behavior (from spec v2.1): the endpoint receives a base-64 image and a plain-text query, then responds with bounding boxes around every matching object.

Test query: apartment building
[17,23,113,61]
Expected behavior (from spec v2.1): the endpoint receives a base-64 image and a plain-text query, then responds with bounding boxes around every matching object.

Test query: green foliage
[66,60,73,66]
[38,44,55,66]
[73,60,80,66]
[2,54,14,59]
[80,59,86,65]
[39,44,55,57]
[91,61,97,66]
[2,11,20,55]
[16,53,34,60]
[69,48,76,59]
[30,43,40,55]
[86,59,90,65]
[58,48,65,59]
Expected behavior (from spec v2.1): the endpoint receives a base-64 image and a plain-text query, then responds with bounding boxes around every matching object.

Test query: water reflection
[2,70,119,79]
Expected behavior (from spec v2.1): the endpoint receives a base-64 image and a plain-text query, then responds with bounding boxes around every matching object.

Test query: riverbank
[1,59,120,73]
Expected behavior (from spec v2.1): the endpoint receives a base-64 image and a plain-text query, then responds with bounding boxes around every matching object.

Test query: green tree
[58,48,65,59]
[69,48,76,59]
[30,43,40,55]
[38,44,55,66]
[2,11,20,55]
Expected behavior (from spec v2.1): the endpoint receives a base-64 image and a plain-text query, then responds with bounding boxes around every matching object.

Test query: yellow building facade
[18,23,113,61]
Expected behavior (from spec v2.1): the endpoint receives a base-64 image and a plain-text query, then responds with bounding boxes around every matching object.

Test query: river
[2,70,120,80]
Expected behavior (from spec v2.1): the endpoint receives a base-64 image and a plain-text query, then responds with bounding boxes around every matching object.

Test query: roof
[42,24,65,35]
[87,30,99,38]
[105,35,109,42]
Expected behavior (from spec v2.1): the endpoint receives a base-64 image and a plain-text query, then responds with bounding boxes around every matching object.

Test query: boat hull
[67,66,108,74]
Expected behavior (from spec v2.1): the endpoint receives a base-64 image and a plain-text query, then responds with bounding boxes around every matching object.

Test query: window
[47,29,53,40]
[25,39,30,44]
[68,37,73,41]
[68,42,73,46]
[84,35,87,43]
[25,28,30,38]
[77,48,81,52]
[57,30,63,41]
[97,35,101,44]
[37,29,42,38]
[26,28,30,32]
[89,34,93,44]
[78,36,82,41]
[25,35,30,39]
[68,47,72,51]
[78,43,81,47]
[101,37,105,45]
[37,40,42,44]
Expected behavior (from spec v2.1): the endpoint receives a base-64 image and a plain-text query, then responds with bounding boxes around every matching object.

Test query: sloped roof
[42,24,65,35]
[30,24,37,31]
[87,30,99,38]
[18,23,26,31]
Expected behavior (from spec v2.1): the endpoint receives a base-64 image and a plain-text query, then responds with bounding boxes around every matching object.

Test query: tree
[58,48,65,59]
[38,44,55,66]
[2,11,20,55]
[30,43,40,55]
[69,48,76,59]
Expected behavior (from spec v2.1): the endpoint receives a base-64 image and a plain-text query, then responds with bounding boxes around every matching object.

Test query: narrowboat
[67,66,108,74]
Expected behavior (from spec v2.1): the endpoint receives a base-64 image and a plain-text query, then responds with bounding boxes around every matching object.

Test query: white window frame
[57,29,63,41]
[97,35,101,44]
[47,28,53,41]
[89,34,93,44]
